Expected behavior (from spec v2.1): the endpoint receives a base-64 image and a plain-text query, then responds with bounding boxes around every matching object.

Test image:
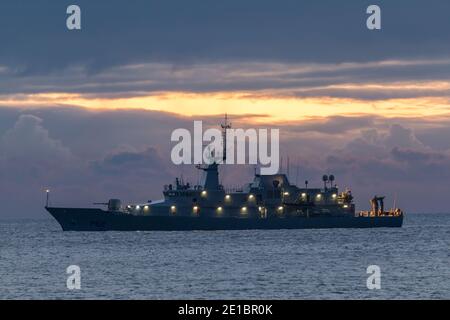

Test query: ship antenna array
[221,113,232,162]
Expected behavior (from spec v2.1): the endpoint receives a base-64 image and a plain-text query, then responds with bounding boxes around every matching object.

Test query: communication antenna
[322,174,329,189]
[287,156,290,180]
[196,168,200,187]
[329,174,335,188]
[220,113,232,162]
[280,156,283,173]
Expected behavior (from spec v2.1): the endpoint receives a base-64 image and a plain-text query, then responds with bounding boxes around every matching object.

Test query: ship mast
[221,113,231,162]
[196,114,231,191]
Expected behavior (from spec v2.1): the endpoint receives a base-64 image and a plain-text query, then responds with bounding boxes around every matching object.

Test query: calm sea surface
[0,213,448,299]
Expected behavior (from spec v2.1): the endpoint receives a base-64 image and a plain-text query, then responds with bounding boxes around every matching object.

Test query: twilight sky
[1,0,450,217]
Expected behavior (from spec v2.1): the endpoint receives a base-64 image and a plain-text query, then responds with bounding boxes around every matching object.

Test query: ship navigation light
[45,189,50,207]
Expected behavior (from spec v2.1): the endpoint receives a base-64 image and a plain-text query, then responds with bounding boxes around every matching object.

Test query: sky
[1,0,450,218]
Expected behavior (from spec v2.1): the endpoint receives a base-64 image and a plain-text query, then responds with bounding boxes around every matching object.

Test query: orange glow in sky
[1,90,450,124]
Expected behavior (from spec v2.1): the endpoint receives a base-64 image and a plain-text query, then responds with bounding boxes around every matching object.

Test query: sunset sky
[1,0,450,217]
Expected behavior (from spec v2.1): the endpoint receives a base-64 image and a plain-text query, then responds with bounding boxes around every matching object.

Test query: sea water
[0,213,448,299]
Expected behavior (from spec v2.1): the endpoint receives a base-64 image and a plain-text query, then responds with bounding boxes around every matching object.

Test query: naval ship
[46,118,403,231]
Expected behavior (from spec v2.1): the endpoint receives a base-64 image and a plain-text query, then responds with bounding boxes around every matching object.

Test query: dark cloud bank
[1,1,450,102]
[2,0,450,70]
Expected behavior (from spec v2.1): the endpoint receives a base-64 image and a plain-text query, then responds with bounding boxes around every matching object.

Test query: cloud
[317,124,450,212]
[0,109,195,217]
[1,107,450,218]
[1,1,450,103]
[2,59,450,101]
[0,114,73,182]
[0,114,80,217]
[1,115,71,157]
[282,115,376,135]
[383,124,425,149]
[2,1,450,113]
[2,1,450,72]
[391,147,447,163]
[92,147,172,178]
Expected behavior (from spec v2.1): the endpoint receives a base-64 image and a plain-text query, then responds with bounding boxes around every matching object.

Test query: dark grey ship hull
[46,207,403,231]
